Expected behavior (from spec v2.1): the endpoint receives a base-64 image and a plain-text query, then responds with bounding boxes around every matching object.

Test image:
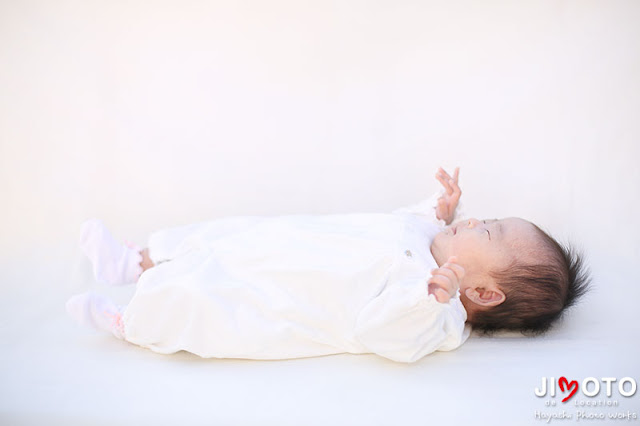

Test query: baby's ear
[464,286,506,308]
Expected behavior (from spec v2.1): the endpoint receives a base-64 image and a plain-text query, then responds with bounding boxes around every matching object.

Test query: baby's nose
[467,218,480,228]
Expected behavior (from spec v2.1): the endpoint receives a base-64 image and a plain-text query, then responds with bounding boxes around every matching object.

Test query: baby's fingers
[437,167,454,182]
[444,257,465,282]
[435,172,454,195]
[450,179,461,202]
[437,166,460,186]
[429,269,458,296]
[428,283,452,303]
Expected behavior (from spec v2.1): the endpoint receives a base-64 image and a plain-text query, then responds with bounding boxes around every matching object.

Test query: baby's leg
[80,219,144,286]
[66,291,126,340]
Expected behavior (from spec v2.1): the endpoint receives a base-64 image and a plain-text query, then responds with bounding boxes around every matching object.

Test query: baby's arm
[428,256,465,304]
[434,167,461,226]
[353,265,469,362]
[391,166,465,226]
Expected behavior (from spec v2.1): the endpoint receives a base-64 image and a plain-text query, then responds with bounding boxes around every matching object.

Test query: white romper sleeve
[353,279,470,363]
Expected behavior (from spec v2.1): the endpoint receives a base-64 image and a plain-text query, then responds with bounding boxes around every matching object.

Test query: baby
[66,167,590,363]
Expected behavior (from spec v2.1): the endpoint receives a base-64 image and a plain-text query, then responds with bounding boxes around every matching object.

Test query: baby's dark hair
[469,224,591,335]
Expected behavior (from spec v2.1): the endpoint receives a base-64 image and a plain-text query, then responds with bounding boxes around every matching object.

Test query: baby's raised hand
[428,256,465,304]
[435,166,461,226]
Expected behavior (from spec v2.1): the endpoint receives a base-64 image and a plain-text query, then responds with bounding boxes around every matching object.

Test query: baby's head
[430,217,591,335]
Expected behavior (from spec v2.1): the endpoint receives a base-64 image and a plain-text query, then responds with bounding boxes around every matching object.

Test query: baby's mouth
[452,226,457,235]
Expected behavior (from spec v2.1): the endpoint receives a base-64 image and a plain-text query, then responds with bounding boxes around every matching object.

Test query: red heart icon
[559,376,578,402]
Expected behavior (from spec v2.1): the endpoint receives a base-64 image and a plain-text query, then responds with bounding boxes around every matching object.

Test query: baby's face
[430,217,540,288]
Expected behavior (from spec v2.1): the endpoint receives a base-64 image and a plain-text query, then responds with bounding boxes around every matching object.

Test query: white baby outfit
[120,191,471,363]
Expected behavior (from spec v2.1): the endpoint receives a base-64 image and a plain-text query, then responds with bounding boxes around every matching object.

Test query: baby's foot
[79,218,143,286]
[66,291,126,340]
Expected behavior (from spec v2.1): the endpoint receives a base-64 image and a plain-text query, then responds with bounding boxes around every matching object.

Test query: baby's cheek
[430,231,448,251]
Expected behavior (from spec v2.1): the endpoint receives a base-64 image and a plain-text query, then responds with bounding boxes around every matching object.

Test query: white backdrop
[1,1,638,425]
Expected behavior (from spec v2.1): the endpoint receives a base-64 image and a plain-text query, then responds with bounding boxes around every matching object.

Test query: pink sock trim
[103,309,125,339]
